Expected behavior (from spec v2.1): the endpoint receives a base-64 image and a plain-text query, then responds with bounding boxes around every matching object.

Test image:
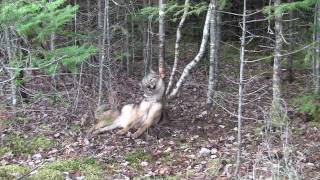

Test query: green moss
[31,158,104,180]
[124,149,153,172]
[309,121,320,128]
[0,164,30,179]
[5,135,31,154]
[204,159,220,176]
[31,169,64,180]
[31,136,56,150]
[124,149,153,163]
[0,147,10,158]
[70,124,81,133]
[3,135,56,155]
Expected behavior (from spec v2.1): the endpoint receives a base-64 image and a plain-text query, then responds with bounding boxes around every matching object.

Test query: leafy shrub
[294,93,320,122]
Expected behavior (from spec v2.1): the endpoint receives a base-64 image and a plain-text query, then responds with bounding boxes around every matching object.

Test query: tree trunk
[143,0,149,75]
[125,13,131,74]
[158,0,166,78]
[98,0,102,29]
[87,0,90,22]
[235,0,246,176]
[315,2,320,94]
[4,28,17,109]
[98,0,110,106]
[287,0,294,83]
[207,0,218,106]
[214,11,221,91]
[166,0,190,95]
[131,15,135,71]
[148,16,153,70]
[49,0,57,87]
[168,2,213,99]
[271,0,284,126]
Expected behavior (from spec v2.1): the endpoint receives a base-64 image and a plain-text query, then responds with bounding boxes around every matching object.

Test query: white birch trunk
[271,0,284,125]
[168,2,213,99]
[98,0,102,29]
[125,13,131,74]
[131,16,135,70]
[214,11,221,90]
[166,0,190,96]
[49,0,57,87]
[98,0,109,106]
[315,2,320,94]
[4,28,17,108]
[158,0,166,78]
[143,0,148,75]
[235,0,246,175]
[287,0,294,83]
[206,0,217,105]
[74,0,77,45]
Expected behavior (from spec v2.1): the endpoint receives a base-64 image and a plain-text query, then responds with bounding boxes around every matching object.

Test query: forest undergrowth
[0,45,319,179]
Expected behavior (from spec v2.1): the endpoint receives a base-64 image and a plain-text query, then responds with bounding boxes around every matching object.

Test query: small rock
[210,148,218,154]
[219,125,225,129]
[198,111,208,118]
[54,133,60,138]
[159,167,169,175]
[211,155,217,159]
[227,136,235,141]
[164,147,172,153]
[141,161,148,166]
[84,138,90,146]
[306,162,315,167]
[75,176,85,180]
[199,147,211,157]
[187,154,196,159]
[122,161,129,166]
[32,154,42,161]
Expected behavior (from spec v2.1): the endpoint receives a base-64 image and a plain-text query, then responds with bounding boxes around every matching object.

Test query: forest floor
[1,49,320,179]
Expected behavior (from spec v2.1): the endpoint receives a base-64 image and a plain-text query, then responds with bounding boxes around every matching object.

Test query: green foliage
[187,2,208,16]
[3,134,56,155]
[124,149,153,171]
[138,6,159,20]
[0,164,30,179]
[32,45,97,75]
[138,1,208,22]
[218,0,231,10]
[0,0,78,42]
[31,169,64,180]
[294,93,320,121]
[31,158,104,180]
[264,0,317,17]
[0,147,10,158]
[0,0,96,76]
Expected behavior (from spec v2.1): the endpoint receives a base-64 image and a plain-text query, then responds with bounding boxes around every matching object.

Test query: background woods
[0,0,320,179]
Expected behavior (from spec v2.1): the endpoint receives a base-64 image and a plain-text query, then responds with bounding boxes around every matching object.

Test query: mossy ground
[124,149,153,172]
[0,158,105,180]
[30,158,105,180]
[1,134,56,156]
[0,164,30,179]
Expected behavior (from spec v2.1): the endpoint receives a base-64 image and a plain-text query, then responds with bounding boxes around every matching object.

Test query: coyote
[91,71,165,139]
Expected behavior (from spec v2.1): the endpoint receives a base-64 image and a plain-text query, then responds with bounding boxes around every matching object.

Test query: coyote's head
[141,70,165,101]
